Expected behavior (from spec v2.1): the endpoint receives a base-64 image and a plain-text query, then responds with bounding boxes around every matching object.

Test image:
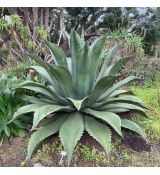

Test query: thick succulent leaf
[98,76,137,101]
[66,57,72,73]
[45,41,68,69]
[15,81,55,100]
[101,103,147,117]
[106,108,130,113]
[90,35,107,86]
[29,54,60,92]
[38,115,58,127]
[11,104,43,121]
[27,115,66,159]
[107,95,148,108]
[29,66,54,86]
[16,81,65,104]
[96,45,119,82]
[85,116,111,153]
[48,85,69,105]
[22,95,54,105]
[88,76,117,105]
[76,44,92,98]
[28,54,50,72]
[67,97,89,111]
[59,112,84,164]
[121,119,145,138]
[102,65,114,78]
[92,95,147,109]
[71,30,83,91]
[49,64,74,97]
[91,35,107,59]
[109,90,132,97]
[83,108,122,137]
[106,56,130,76]
[32,105,73,129]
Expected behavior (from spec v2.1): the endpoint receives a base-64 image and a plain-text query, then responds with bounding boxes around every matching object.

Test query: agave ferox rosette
[12,30,147,165]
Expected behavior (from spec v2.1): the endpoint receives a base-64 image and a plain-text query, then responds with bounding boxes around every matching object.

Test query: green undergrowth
[130,86,160,141]
[3,62,31,79]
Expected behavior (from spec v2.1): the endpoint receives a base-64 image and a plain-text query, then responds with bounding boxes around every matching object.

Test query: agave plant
[12,30,147,165]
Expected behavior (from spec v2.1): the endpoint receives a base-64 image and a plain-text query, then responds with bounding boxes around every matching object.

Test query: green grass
[130,86,160,141]
[131,86,159,108]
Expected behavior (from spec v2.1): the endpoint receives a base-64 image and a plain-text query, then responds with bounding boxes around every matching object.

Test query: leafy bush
[108,28,144,60]
[12,31,147,165]
[129,58,160,86]
[0,74,26,145]
[3,62,30,79]
[0,14,49,65]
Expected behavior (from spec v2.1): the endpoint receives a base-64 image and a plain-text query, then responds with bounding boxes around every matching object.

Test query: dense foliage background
[1,7,160,85]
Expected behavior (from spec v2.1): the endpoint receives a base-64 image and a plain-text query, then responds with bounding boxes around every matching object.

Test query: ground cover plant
[11,30,147,165]
[0,74,26,145]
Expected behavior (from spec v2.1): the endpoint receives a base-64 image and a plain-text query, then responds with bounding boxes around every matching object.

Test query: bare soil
[0,132,160,167]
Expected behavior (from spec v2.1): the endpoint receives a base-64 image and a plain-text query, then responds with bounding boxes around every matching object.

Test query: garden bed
[0,133,160,167]
[0,85,160,167]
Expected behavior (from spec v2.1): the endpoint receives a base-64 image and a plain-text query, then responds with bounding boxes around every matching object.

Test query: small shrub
[129,58,160,86]
[0,74,26,145]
